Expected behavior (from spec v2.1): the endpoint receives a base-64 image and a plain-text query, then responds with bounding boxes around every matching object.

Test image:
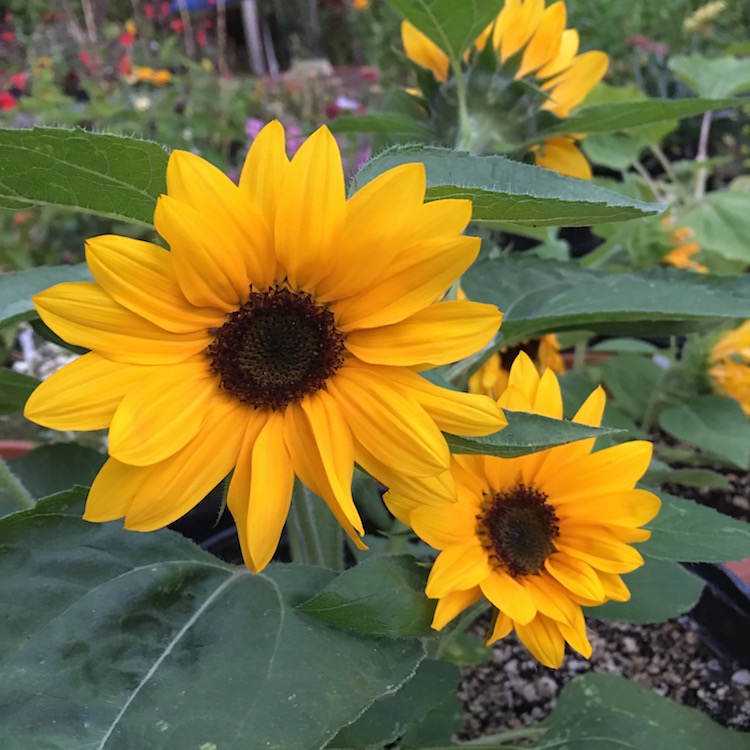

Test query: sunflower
[386,352,660,668]
[469,333,565,399]
[24,121,506,572]
[709,320,750,415]
[401,0,608,179]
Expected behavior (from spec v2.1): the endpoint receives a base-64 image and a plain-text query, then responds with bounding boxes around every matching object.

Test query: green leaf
[0,263,92,327]
[583,557,703,624]
[7,443,106,499]
[297,554,435,638]
[644,466,731,490]
[400,691,464,749]
[599,353,664,422]
[582,132,649,171]
[328,659,459,750]
[679,191,750,265]
[669,54,750,98]
[0,369,39,415]
[0,127,168,226]
[288,480,344,570]
[330,113,434,139]
[644,493,750,563]
[353,146,663,227]
[545,98,740,137]
[537,672,749,750]
[385,0,500,60]
[461,255,750,343]
[446,411,621,459]
[658,395,750,469]
[0,493,426,750]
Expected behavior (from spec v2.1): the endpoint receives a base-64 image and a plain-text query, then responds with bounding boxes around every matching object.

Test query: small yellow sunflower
[401,0,608,179]
[469,333,565,399]
[386,351,660,668]
[709,320,750,415]
[24,121,506,572]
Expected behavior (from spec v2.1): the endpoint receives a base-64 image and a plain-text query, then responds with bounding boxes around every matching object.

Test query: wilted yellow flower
[709,321,750,415]
[400,1,607,179]
[386,352,660,668]
[25,122,506,573]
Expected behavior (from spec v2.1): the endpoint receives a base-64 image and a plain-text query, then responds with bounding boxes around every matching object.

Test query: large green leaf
[669,54,750,98]
[385,0,500,60]
[0,262,92,327]
[0,127,168,226]
[446,411,620,458]
[544,97,740,138]
[658,395,750,469]
[330,112,434,139]
[599,353,665,422]
[645,493,750,563]
[298,554,435,638]
[0,492,426,750]
[535,673,748,750]
[462,255,750,343]
[353,146,662,227]
[328,659,459,750]
[584,557,703,624]
[0,369,39,415]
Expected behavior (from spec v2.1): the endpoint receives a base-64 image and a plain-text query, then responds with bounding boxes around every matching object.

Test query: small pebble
[732,669,750,686]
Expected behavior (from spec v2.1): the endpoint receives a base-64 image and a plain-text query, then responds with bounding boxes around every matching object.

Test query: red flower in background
[160,2,170,17]
[144,3,155,20]
[78,51,96,71]
[170,19,184,33]
[196,29,207,45]
[9,72,27,91]
[119,54,132,75]
[119,32,135,47]
[1,31,15,42]
[0,91,18,111]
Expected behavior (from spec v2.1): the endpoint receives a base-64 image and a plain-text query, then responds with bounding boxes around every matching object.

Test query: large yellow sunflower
[709,320,750,415]
[401,0,608,179]
[24,121,506,572]
[386,352,660,668]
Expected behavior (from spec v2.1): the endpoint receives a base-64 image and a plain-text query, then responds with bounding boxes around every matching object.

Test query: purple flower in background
[245,117,265,140]
[286,124,303,156]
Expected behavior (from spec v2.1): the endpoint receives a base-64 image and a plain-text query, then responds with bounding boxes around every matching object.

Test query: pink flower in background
[9,72,27,91]
[196,29,207,46]
[78,51,96,71]
[245,117,265,140]
[119,32,135,47]
[144,3,155,20]
[356,145,371,170]
[286,124,303,155]
[0,91,18,111]
[1,31,15,42]
[170,18,184,33]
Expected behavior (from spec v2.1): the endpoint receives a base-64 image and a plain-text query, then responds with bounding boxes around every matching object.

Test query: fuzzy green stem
[451,57,474,151]
[0,457,34,511]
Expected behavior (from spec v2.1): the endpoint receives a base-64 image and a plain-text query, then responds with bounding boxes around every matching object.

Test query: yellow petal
[496,0,544,63]
[537,28,579,79]
[554,488,661,527]
[524,572,580,625]
[167,150,275,288]
[109,359,219,466]
[515,613,566,668]
[486,610,514,644]
[410,499,477,550]
[24,353,149,431]
[480,569,537,624]
[239,120,290,250]
[382,470,457,514]
[503,351,540,405]
[245,410,296,572]
[426,542,490,598]
[316,163,427,302]
[599,571,631,602]
[545,552,605,601]
[154,195,247,311]
[482,455,523,493]
[541,50,609,118]
[328,364,449,477]
[516,1,566,78]
[295,391,364,535]
[401,21,449,82]
[274,126,346,291]
[226,408,269,570]
[83,457,146,522]
[344,301,501,368]
[556,523,644,574]
[534,136,592,180]
[33,282,211,364]
[558,605,592,658]
[432,587,482,630]
[85,235,225,333]
[122,394,247,530]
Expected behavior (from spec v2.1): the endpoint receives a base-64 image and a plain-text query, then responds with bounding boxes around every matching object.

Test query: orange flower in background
[386,352,660,668]
[662,226,707,274]
[353,0,370,9]
[24,122,505,573]
[709,320,750,415]
[400,0,608,179]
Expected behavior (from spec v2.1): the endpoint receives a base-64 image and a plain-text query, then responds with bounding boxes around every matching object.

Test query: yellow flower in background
[386,352,660,668]
[152,69,172,86]
[400,1,608,180]
[709,321,750,415]
[684,1,726,33]
[662,226,707,274]
[136,66,154,83]
[125,19,138,37]
[469,333,565,399]
[24,122,505,573]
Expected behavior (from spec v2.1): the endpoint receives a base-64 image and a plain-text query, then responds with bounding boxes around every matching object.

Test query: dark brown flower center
[207,286,345,410]
[478,483,559,578]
